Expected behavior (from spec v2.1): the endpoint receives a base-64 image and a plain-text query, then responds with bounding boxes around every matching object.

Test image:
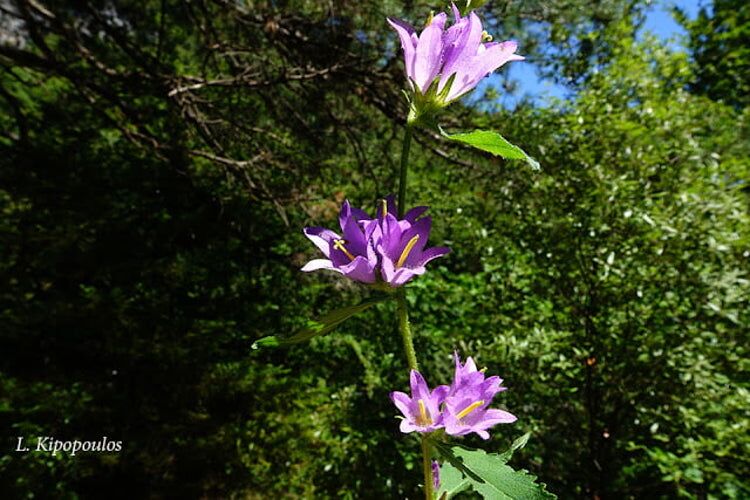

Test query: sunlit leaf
[252,295,389,349]
[442,128,541,170]
[434,439,555,499]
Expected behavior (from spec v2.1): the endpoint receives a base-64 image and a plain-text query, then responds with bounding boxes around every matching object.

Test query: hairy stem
[421,437,434,500]
[395,124,432,498]
[396,289,418,371]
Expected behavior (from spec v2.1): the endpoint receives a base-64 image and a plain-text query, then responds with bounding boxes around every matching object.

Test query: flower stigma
[481,30,493,42]
[333,239,356,261]
[417,399,432,426]
[396,235,420,268]
[456,400,485,420]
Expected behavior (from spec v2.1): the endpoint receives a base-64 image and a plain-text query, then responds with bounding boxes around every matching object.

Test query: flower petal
[432,384,450,404]
[387,17,419,83]
[350,206,371,222]
[482,408,517,424]
[442,11,483,78]
[339,200,353,231]
[400,419,419,433]
[391,267,424,287]
[416,246,451,266]
[300,259,338,272]
[340,255,377,283]
[400,220,440,268]
[390,391,413,417]
[442,36,524,102]
[303,227,340,257]
[475,40,524,79]
[342,214,367,255]
[443,414,470,436]
[404,205,429,222]
[413,12,447,92]
[380,251,398,283]
[380,214,404,259]
[450,2,461,21]
[410,369,431,400]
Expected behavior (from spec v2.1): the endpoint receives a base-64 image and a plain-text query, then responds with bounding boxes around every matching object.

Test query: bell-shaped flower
[371,201,450,287]
[301,200,378,283]
[390,370,449,433]
[389,354,517,439]
[302,196,449,287]
[387,3,524,115]
[450,352,510,396]
[360,194,428,235]
[442,392,517,440]
[443,353,517,439]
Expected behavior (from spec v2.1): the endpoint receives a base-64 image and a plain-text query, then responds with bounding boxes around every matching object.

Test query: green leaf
[434,440,555,499]
[497,432,531,463]
[251,336,281,349]
[437,461,471,499]
[442,128,541,170]
[251,295,389,349]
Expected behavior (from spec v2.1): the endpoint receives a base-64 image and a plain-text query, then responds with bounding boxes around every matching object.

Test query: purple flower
[390,370,449,433]
[390,354,517,440]
[442,399,516,440]
[372,202,451,287]
[301,200,378,283]
[387,3,524,106]
[450,352,487,393]
[432,459,440,490]
[302,196,449,287]
[443,353,517,440]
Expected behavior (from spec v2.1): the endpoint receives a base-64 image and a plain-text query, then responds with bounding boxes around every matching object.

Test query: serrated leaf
[437,461,471,499]
[442,128,541,170]
[434,441,555,500]
[252,295,389,349]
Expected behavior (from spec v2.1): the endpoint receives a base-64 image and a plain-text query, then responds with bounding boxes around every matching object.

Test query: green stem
[398,126,413,218]
[396,289,418,371]
[395,123,432,498]
[421,437,434,500]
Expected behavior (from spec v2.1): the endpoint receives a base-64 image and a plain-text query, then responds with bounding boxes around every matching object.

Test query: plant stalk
[395,124,432,499]
[421,437,435,500]
[396,289,418,371]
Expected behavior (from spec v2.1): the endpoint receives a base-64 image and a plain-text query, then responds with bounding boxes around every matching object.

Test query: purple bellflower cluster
[390,353,516,440]
[388,3,523,118]
[301,196,450,287]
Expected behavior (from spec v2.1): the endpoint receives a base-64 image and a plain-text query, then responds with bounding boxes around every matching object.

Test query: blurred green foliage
[678,0,750,109]
[1,0,748,498]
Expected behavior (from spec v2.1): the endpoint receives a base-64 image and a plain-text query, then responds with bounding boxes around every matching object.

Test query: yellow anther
[380,199,388,217]
[456,400,485,420]
[396,235,420,268]
[479,367,488,373]
[425,12,434,27]
[481,30,493,42]
[333,239,355,261]
[417,399,432,426]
